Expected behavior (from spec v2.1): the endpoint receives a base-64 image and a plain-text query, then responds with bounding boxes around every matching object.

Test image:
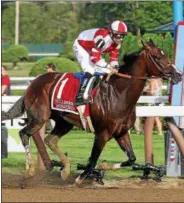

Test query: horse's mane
[119,49,142,73]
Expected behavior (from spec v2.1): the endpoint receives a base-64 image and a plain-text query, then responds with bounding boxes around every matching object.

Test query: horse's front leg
[113,131,136,169]
[75,131,108,185]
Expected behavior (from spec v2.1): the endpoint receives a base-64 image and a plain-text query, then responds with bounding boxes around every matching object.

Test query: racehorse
[2,40,182,184]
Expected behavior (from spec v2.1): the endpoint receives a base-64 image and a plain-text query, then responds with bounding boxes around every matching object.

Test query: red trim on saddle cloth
[51,73,97,117]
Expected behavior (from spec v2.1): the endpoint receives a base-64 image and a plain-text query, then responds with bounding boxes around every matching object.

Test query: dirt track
[2,172,184,202]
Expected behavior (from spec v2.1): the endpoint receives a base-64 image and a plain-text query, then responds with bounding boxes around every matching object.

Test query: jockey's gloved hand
[110,66,118,74]
[110,61,119,71]
[106,64,118,74]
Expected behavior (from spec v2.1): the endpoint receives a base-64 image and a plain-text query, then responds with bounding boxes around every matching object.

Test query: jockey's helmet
[109,20,128,43]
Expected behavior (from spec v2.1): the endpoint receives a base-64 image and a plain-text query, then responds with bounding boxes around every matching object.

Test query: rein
[114,72,154,80]
[106,71,159,82]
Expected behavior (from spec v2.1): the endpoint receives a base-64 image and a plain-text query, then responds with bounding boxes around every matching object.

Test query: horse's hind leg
[19,118,46,177]
[44,119,73,180]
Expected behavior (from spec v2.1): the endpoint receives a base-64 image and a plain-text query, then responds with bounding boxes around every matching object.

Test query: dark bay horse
[2,40,182,184]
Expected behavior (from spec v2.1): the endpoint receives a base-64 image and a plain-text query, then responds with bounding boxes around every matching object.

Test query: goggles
[113,33,126,39]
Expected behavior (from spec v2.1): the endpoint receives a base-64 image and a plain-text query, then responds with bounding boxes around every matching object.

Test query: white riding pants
[73,40,110,75]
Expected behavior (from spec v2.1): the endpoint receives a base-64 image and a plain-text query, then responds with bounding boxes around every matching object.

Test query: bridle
[146,51,173,80]
[147,52,163,74]
[109,48,168,81]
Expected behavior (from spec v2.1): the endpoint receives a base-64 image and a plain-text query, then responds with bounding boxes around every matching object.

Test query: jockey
[73,20,128,106]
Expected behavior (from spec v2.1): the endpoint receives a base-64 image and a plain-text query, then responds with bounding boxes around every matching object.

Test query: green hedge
[119,32,142,61]
[59,41,76,61]
[29,57,81,76]
[11,90,25,96]
[2,45,29,62]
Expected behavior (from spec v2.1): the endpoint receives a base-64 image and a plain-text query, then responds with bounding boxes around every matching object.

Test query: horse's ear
[149,39,156,47]
[141,40,150,49]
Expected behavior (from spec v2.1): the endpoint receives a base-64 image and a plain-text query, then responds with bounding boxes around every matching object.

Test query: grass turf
[2,129,165,179]
[3,62,35,77]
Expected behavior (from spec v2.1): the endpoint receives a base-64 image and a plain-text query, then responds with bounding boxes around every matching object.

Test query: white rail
[9,77,168,91]
[11,86,29,90]
[10,77,35,81]
[2,95,169,104]
[2,105,184,118]
[136,106,184,117]
[28,53,59,56]
[2,96,184,117]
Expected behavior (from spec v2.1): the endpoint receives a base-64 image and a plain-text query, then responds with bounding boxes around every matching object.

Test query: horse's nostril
[176,72,182,82]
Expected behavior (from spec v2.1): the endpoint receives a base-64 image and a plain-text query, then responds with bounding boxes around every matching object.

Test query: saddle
[51,72,101,133]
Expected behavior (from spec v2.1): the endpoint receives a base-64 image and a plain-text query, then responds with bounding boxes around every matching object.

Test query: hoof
[75,176,83,186]
[60,169,70,180]
[25,168,35,178]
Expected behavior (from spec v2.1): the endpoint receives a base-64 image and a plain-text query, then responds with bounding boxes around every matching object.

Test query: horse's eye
[156,56,161,60]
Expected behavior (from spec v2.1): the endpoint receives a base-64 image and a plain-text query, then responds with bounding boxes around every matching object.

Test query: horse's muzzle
[171,70,182,85]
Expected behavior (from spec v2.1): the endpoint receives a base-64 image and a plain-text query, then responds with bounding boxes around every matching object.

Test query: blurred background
[2,1,175,78]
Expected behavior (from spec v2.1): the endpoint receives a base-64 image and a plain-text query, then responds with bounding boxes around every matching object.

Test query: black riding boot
[74,72,93,106]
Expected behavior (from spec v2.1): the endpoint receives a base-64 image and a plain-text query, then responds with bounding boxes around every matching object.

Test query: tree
[2,3,16,44]
[135,1,172,30]
[2,2,174,47]
[2,45,29,69]
[78,2,173,36]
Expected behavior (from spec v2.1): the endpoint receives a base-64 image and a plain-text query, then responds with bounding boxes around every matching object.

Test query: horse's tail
[2,96,25,121]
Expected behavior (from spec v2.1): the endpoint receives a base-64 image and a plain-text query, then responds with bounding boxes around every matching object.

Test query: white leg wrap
[112,163,121,170]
